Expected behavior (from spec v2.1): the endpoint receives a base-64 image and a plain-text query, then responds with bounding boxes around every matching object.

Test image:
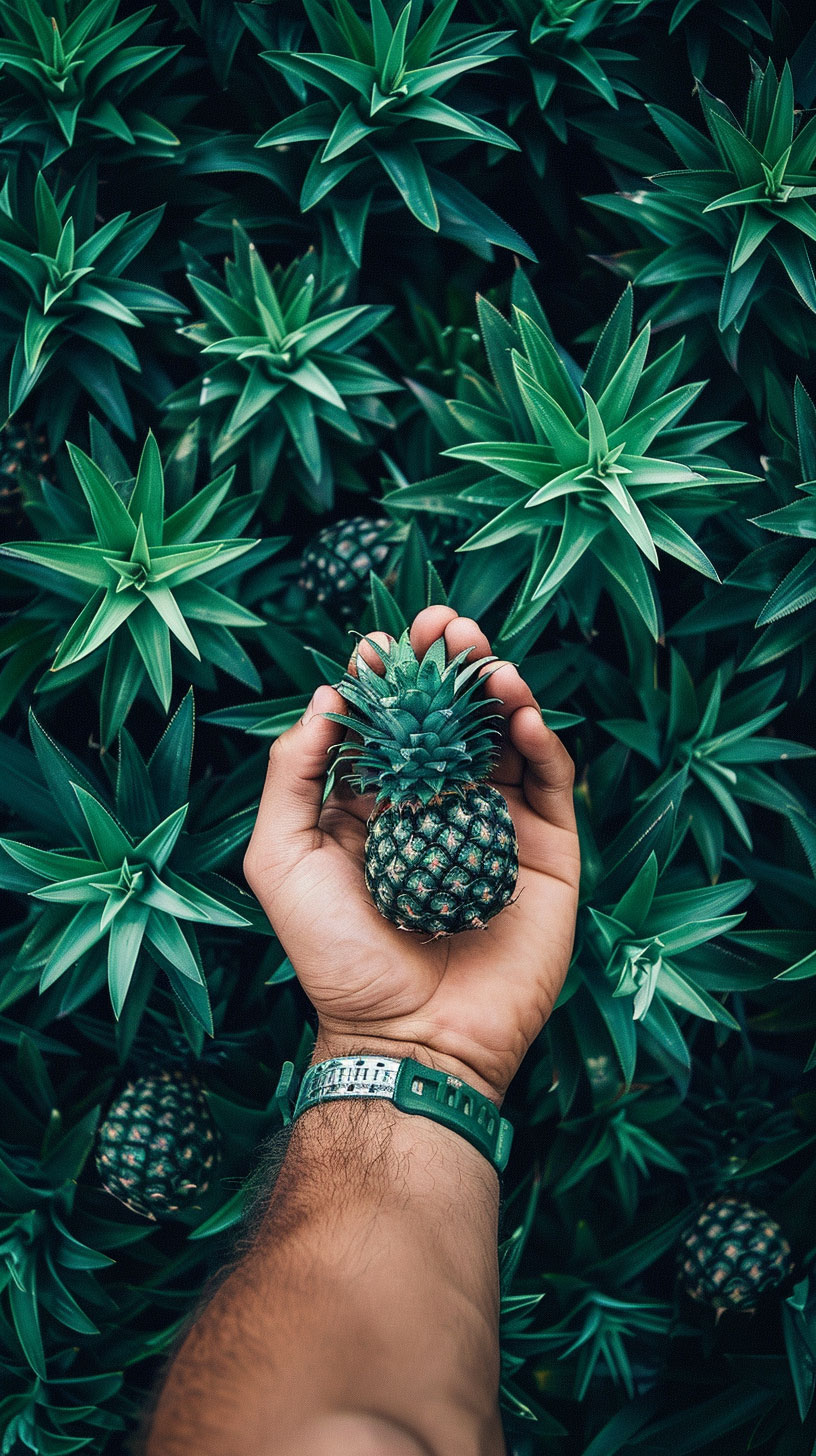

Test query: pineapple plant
[678,1196,793,1313]
[95,1066,220,1220]
[329,631,518,935]
[297,515,393,618]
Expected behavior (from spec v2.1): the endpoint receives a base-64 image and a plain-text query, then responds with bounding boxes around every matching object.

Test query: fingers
[409,605,457,659]
[352,630,392,676]
[509,704,576,832]
[243,683,345,891]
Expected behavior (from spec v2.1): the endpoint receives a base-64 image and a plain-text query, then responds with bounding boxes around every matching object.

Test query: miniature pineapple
[678,1196,793,1312]
[95,1067,219,1220]
[331,631,518,936]
[297,516,391,618]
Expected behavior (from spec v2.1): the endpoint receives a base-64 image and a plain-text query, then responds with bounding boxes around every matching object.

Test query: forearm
[146,1091,505,1456]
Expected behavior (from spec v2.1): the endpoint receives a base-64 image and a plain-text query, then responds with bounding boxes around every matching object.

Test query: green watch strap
[283,1054,513,1175]
[393,1058,513,1174]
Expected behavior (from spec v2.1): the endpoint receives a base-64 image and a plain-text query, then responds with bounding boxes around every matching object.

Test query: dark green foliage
[0,167,179,440]
[2,0,816,1450]
[390,275,758,639]
[0,429,280,741]
[0,0,183,163]
[258,0,528,258]
[0,694,252,1033]
[165,225,399,507]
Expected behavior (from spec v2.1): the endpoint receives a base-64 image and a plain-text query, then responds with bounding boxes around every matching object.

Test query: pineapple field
[3,0,816,1450]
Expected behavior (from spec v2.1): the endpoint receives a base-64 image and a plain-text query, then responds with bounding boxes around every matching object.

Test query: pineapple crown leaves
[0,167,181,438]
[389,276,758,640]
[165,225,400,505]
[0,695,250,1031]
[0,0,183,161]
[256,0,530,253]
[328,628,502,804]
[592,60,816,336]
[599,649,815,876]
[0,431,271,743]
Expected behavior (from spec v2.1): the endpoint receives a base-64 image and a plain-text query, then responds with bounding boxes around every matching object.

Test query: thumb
[244,683,346,890]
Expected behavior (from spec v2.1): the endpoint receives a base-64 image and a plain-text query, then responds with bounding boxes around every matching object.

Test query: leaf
[377,143,439,230]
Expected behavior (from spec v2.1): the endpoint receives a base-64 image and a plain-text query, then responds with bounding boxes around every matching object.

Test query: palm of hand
[245,609,580,1103]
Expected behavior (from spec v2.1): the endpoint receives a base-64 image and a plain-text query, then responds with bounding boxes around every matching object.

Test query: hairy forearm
[145,1094,506,1456]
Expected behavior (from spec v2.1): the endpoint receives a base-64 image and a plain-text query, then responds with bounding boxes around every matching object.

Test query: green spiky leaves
[391,276,757,639]
[330,629,500,805]
[0,695,250,1031]
[1,432,274,742]
[0,168,179,439]
[0,0,182,161]
[166,226,399,507]
[257,0,531,258]
[593,60,816,341]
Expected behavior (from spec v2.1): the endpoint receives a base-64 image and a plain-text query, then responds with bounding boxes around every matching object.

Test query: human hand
[244,607,580,1104]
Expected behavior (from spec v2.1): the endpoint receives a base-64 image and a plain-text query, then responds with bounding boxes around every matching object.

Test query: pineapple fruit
[297,515,391,618]
[95,1067,219,1220]
[678,1195,793,1312]
[330,631,518,936]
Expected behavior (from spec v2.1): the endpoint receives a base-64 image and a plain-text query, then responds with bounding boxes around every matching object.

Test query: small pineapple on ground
[297,516,392,617]
[95,1067,220,1220]
[678,1195,793,1313]
[330,631,518,936]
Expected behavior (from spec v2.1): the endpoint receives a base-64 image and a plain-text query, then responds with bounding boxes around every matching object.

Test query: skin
[144,607,580,1456]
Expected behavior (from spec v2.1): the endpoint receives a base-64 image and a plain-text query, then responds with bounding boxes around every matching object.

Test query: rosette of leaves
[0,166,180,441]
[0,0,183,164]
[543,1087,685,1220]
[582,849,752,1089]
[543,730,766,1109]
[532,1288,673,1401]
[1,430,276,743]
[599,650,814,877]
[479,0,645,177]
[590,60,816,349]
[256,0,532,263]
[165,224,400,508]
[724,379,816,684]
[389,277,756,640]
[0,693,252,1033]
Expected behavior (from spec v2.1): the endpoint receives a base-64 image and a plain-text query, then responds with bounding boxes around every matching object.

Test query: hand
[244,607,580,1104]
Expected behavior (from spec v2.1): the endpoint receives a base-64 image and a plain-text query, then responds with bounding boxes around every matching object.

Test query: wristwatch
[275,1055,513,1175]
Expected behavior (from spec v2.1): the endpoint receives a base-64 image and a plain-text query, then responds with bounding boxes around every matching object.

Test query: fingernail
[300,692,316,726]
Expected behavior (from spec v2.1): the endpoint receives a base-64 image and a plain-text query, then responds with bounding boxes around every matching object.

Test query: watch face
[301,1056,401,1107]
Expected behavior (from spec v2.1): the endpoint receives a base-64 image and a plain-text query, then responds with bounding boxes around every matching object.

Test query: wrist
[312,1027,503,1107]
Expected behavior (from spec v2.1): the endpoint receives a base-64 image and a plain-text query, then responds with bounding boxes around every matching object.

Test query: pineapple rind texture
[298,516,391,616]
[365,785,518,935]
[678,1196,793,1311]
[95,1067,219,1220]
